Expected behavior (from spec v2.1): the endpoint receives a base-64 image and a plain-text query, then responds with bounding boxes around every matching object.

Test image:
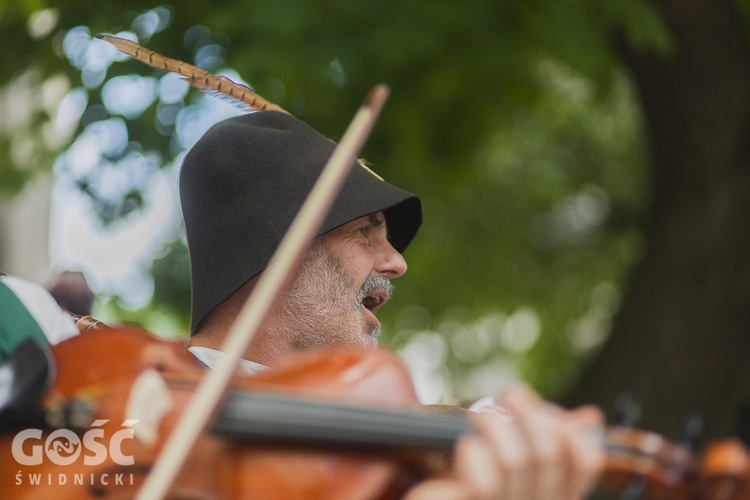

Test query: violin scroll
[597,426,750,499]
[70,313,111,334]
[698,438,750,499]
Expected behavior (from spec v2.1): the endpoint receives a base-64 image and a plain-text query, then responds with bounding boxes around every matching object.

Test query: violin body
[0,327,433,499]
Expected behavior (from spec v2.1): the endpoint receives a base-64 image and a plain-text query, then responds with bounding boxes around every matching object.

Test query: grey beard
[277,243,393,350]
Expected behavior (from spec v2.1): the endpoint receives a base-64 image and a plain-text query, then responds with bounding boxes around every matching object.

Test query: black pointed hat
[179,111,422,333]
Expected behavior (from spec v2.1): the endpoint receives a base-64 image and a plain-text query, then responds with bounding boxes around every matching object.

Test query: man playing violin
[180,110,605,499]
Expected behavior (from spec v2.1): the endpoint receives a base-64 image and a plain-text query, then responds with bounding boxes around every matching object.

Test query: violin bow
[136,86,391,499]
[94,34,390,497]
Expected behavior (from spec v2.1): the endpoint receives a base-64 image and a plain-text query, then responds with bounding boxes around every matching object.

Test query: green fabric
[0,280,48,362]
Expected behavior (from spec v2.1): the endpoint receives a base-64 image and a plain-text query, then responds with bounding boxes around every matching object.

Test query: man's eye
[357,226,368,236]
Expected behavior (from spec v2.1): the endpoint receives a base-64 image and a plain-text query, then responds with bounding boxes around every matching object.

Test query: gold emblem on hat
[358,158,384,181]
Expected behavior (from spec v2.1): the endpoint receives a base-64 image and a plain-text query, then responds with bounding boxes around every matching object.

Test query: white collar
[187,346,268,375]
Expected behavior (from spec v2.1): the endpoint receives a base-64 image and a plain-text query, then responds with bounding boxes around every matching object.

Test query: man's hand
[405,385,605,500]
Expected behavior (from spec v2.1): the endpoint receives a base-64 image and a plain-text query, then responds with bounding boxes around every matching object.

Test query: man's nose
[376,240,407,279]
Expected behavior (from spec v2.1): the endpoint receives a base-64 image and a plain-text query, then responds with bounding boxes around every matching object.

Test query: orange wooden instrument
[1,327,748,499]
[0,327,455,499]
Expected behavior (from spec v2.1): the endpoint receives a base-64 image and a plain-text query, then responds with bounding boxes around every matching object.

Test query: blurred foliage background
[2,0,749,447]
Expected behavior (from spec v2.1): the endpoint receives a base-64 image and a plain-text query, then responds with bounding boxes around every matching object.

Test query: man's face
[277,211,408,350]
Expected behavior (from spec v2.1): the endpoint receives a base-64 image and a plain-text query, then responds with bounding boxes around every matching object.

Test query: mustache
[356,274,393,303]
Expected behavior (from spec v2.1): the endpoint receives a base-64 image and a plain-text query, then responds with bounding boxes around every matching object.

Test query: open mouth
[361,290,389,313]
[360,291,388,334]
[357,275,393,335]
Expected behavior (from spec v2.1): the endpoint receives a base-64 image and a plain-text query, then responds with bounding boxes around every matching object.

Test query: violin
[0,326,456,499]
[1,325,749,499]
